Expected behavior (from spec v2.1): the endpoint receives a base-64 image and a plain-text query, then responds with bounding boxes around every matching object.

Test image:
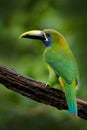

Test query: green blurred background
[0,0,87,129]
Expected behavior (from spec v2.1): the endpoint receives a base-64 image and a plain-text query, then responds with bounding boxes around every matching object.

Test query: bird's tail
[64,80,78,117]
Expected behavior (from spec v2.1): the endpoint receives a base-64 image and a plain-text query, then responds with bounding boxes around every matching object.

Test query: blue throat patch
[43,34,52,48]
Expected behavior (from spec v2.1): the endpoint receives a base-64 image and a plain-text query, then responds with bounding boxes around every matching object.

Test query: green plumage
[43,29,79,83]
[43,29,79,116]
[20,29,79,117]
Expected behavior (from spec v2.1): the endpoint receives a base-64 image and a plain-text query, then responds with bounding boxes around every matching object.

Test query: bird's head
[20,29,65,48]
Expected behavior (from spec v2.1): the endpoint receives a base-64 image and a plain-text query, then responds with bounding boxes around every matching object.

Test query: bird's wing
[45,49,79,84]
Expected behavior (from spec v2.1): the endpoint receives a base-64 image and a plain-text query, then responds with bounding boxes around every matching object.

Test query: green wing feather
[44,46,79,84]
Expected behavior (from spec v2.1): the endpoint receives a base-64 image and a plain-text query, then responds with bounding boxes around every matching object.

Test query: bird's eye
[46,33,51,37]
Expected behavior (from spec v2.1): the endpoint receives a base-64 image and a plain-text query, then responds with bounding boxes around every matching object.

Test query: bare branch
[0,65,87,120]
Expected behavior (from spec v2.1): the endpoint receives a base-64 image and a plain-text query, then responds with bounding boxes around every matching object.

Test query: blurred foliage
[0,0,87,129]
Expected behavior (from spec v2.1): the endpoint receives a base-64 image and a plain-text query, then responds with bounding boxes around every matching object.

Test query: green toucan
[20,29,79,117]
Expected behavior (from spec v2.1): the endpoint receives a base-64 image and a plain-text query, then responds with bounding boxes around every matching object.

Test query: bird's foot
[45,83,49,88]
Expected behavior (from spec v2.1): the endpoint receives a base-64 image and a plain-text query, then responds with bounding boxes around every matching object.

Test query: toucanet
[20,29,79,117]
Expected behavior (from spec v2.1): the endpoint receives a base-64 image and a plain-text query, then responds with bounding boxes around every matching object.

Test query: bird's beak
[20,30,46,41]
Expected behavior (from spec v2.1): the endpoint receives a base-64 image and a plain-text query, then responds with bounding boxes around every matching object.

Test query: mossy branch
[0,65,87,120]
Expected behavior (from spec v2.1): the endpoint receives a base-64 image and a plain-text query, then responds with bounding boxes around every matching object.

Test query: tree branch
[0,65,87,120]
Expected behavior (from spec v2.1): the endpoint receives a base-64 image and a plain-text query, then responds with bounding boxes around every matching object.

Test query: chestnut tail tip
[71,114,78,118]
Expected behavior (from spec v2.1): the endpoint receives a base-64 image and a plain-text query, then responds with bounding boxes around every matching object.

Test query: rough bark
[0,65,87,120]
